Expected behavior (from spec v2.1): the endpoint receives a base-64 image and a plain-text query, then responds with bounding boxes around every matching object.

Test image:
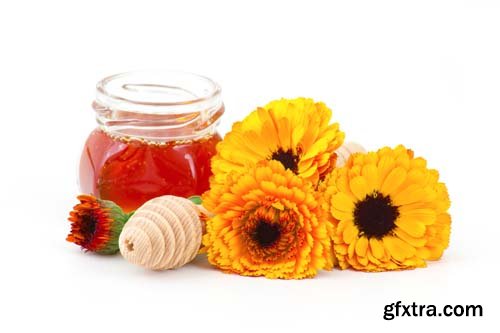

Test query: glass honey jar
[79,71,224,212]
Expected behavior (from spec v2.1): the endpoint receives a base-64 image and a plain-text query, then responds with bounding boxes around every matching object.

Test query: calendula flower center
[81,214,97,241]
[252,220,281,248]
[270,148,299,174]
[353,192,399,239]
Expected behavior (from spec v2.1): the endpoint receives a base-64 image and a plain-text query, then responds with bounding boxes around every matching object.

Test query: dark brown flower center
[270,148,299,173]
[252,220,281,248]
[81,214,97,242]
[353,191,399,239]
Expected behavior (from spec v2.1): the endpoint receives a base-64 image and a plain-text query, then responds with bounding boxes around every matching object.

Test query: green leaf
[188,195,202,205]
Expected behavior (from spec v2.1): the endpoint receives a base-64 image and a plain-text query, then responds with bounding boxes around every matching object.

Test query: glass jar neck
[93,71,223,142]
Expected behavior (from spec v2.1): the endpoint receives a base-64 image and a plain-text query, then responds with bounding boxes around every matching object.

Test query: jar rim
[93,70,224,142]
[95,70,222,113]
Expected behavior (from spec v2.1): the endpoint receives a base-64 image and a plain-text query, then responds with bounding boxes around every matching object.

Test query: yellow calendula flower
[202,160,333,279]
[321,145,451,271]
[211,98,344,186]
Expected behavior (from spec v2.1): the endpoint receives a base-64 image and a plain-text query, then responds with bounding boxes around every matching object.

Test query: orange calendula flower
[67,195,132,254]
[202,160,333,279]
[320,145,451,271]
[211,98,344,186]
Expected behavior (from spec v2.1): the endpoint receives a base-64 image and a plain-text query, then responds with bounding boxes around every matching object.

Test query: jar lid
[93,70,223,141]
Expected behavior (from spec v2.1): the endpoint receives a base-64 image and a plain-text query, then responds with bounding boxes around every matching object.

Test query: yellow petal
[348,165,362,178]
[400,209,437,225]
[349,176,369,201]
[342,221,358,243]
[348,241,356,259]
[355,237,369,257]
[331,208,352,221]
[369,238,384,259]
[393,185,430,206]
[410,157,427,169]
[335,171,351,195]
[361,164,379,192]
[292,125,305,147]
[377,156,396,185]
[395,228,427,247]
[381,167,407,195]
[357,255,369,266]
[335,243,348,255]
[367,252,381,265]
[383,236,416,262]
[395,216,426,237]
[416,247,431,259]
[364,152,378,165]
[260,180,278,195]
[406,169,426,186]
[255,166,273,182]
[366,252,381,266]
[332,192,355,213]
[302,137,328,160]
[335,219,354,238]
[427,245,445,260]
[276,118,292,150]
[300,163,318,179]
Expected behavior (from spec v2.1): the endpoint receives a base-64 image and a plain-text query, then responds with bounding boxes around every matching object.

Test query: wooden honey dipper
[119,195,203,270]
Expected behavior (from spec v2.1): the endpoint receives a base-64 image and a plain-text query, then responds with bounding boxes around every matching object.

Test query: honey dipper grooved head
[119,195,203,271]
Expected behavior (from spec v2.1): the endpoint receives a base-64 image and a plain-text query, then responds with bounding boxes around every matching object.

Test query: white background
[1,0,498,331]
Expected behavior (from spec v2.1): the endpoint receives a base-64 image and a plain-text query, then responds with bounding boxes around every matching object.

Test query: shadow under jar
[79,71,224,212]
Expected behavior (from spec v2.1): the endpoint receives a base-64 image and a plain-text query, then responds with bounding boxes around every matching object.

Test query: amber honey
[80,129,221,212]
[80,71,224,211]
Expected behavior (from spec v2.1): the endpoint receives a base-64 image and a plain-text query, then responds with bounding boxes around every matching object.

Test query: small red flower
[67,195,130,254]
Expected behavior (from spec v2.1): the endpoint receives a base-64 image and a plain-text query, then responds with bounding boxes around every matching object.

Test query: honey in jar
[79,71,224,212]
